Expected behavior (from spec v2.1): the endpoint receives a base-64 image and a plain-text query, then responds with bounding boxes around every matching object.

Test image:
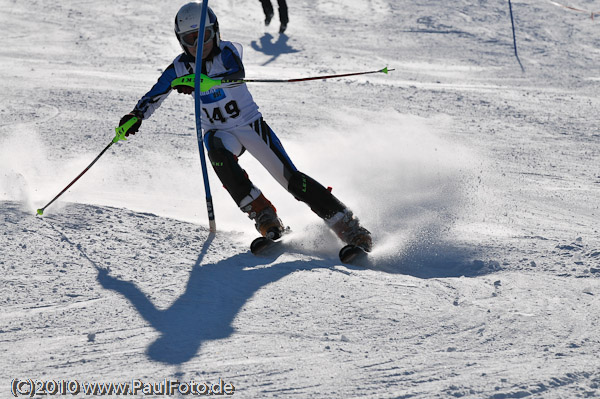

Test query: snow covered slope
[1,0,599,397]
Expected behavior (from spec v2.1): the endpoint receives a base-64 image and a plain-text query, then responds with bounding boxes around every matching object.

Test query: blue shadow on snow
[97,234,318,365]
[250,33,300,66]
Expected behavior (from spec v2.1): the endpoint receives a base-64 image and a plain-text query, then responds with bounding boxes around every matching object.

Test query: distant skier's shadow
[250,33,300,66]
[97,234,314,365]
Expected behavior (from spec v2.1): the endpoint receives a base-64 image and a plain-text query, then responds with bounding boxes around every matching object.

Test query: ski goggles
[180,26,215,48]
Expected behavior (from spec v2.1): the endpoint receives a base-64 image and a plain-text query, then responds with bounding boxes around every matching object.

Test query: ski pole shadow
[250,33,300,66]
[96,234,317,365]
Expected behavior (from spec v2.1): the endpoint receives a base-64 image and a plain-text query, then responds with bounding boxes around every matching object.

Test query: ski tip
[36,208,43,216]
[250,236,274,255]
[250,228,291,256]
[381,67,395,74]
[339,244,368,264]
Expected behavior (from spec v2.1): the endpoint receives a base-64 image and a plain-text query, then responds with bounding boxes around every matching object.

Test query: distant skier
[117,2,372,254]
[259,0,289,34]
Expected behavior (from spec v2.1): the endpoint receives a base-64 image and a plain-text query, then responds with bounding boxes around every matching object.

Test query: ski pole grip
[171,74,222,92]
[114,116,139,143]
[172,74,196,89]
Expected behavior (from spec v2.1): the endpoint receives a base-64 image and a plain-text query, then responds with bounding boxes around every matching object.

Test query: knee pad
[204,130,220,152]
[288,171,345,219]
[207,147,252,205]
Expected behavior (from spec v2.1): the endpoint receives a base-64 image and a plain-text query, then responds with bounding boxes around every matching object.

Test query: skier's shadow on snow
[250,33,299,66]
[97,234,314,365]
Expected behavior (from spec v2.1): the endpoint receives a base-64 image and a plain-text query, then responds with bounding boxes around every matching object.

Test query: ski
[250,232,369,265]
[339,244,368,264]
[250,236,280,255]
[250,227,291,256]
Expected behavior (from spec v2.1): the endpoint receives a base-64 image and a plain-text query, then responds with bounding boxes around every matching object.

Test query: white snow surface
[1,0,600,397]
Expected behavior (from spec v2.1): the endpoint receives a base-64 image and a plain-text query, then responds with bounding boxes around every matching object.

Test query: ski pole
[171,66,395,92]
[36,117,138,216]
[193,0,217,233]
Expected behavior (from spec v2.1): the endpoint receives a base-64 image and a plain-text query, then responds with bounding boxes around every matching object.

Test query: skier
[259,0,289,34]
[117,2,372,255]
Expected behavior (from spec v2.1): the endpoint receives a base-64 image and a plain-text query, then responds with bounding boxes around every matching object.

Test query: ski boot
[242,193,285,240]
[327,209,373,252]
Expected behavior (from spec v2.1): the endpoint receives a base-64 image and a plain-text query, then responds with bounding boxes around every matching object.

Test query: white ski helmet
[174,2,220,54]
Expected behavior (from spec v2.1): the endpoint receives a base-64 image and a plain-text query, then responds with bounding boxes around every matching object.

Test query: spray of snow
[236,107,482,261]
[0,127,50,213]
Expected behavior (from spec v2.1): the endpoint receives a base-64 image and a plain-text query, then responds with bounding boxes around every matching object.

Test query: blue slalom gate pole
[194,0,216,232]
